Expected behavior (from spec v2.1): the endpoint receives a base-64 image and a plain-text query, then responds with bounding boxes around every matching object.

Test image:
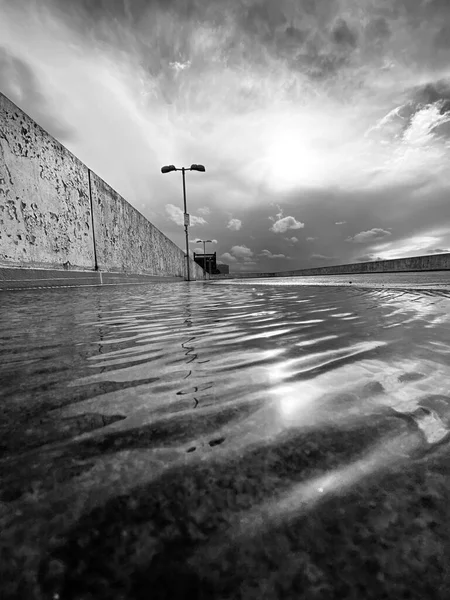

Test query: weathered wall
[0,92,205,280]
[212,252,450,279]
[0,94,94,269]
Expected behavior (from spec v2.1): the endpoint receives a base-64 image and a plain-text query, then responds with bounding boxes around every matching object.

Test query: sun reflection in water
[233,430,422,540]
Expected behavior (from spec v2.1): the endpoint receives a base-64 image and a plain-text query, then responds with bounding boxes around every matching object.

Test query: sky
[1,0,450,272]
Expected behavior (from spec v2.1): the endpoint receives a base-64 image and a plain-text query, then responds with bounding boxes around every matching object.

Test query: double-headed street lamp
[161,163,206,281]
[196,239,213,276]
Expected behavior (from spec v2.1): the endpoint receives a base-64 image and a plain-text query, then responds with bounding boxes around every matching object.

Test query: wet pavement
[1,274,450,598]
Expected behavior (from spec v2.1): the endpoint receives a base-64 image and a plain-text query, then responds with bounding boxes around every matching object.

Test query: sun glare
[263,129,323,191]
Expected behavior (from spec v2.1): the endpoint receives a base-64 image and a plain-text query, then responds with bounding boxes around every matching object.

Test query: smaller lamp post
[196,239,213,276]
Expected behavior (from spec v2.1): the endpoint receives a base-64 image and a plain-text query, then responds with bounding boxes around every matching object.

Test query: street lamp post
[196,239,212,277]
[161,163,206,281]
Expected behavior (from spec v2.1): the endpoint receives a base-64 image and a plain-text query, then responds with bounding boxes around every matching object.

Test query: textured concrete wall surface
[0,93,206,281]
[0,94,94,269]
[212,253,450,279]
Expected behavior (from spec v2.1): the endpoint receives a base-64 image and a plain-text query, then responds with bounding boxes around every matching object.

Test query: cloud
[335,221,346,225]
[346,228,391,243]
[221,244,257,266]
[270,215,304,233]
[260,249,286,259]
[169,60,191,72]
[430,247,449,253]
[230,244,253,261]
[220,252,237,263]
[197,206,210,216]
[165,205,185,226]
[285,236,298,243]
[306,237,316,242]
[369,230,450,260]
[227,218,242,231]
[331,18,358,49]
[434,24,450,50]
[165,204,207,226]
[364,17,391,43]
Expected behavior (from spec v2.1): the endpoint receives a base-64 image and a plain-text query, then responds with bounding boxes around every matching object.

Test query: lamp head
[190,164,206,172]
[161,165,177,173]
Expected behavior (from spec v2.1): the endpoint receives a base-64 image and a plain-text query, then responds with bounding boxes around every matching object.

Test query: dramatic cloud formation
[2,0,450,271]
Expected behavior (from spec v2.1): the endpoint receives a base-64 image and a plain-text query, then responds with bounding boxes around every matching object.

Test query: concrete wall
[0,92,205,281]
[0,94,94,269]
[213,252,450,279]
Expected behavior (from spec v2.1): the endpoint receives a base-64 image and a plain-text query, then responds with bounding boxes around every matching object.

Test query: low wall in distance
[0,92,205,282]
[212,252,450,279]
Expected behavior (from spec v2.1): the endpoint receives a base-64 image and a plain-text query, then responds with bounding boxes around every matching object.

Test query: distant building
[194,252,219,274]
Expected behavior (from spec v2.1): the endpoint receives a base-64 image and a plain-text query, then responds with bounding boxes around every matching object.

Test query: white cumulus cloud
[227,218,242,231]
[270,216,304,233]
[230,245,253,261]
[220,252,237,263]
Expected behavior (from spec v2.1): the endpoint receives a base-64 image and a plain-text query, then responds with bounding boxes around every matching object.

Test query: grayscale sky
[1,0,450,271]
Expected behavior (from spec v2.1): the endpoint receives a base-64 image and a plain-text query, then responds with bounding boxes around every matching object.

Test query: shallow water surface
[1,279,450,599]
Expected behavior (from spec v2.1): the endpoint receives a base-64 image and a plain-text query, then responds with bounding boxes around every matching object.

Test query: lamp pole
[181,168,189,281]
[161,164,206,281]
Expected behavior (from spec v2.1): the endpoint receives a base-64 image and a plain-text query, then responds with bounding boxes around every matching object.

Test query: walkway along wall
[0,92,205,285]
[211,252,450,279]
